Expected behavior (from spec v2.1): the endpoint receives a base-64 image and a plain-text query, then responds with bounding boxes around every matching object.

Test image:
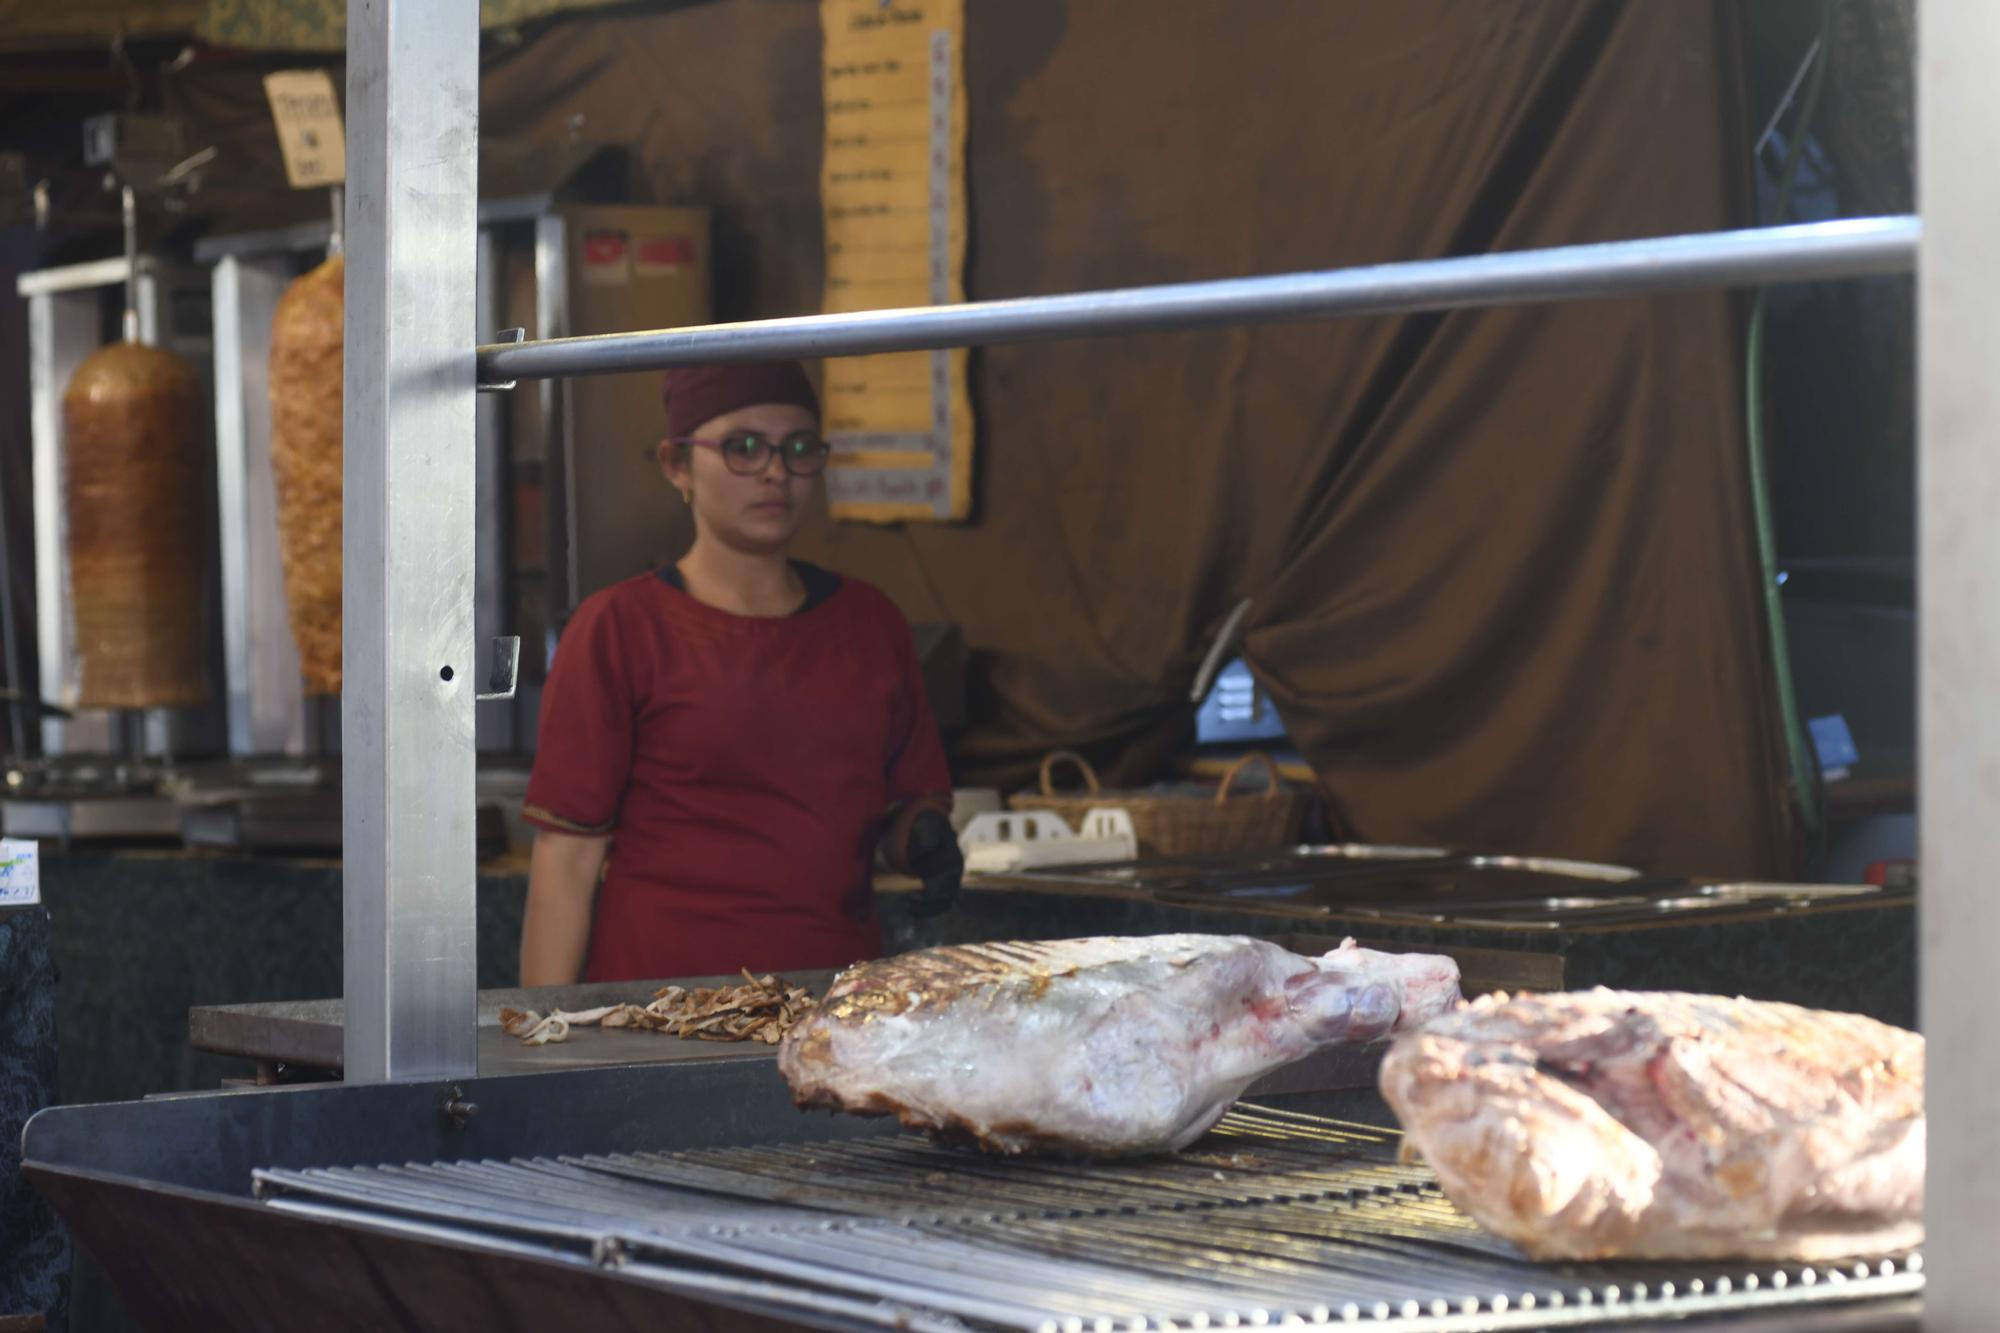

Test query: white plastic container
[958,807,1138,873]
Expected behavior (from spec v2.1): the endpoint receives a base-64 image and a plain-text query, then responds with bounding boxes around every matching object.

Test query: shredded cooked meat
[500,969,817,1047]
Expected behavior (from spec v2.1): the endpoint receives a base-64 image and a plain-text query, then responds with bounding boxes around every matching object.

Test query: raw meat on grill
[1379,988,1924,1261]
[778,935,1460,1156]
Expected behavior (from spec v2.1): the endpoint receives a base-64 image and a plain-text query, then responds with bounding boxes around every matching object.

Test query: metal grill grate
[254,1104,1922,1331]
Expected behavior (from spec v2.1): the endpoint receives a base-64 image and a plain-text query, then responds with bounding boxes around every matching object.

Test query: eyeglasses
[673,430,832,478]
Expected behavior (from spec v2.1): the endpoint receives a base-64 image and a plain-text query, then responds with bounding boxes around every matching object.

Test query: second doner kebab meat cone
[268,254,344,694]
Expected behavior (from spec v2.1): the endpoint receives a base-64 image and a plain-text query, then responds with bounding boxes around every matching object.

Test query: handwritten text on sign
[264,69,347,190]
[820,0,972,523]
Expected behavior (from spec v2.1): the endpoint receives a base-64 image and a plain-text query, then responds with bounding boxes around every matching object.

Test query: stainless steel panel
[2,794,180,840]
[478,216,1920,384]
[25,287,106,755]
[135,265,228,760]
[1918,1,2000,1322]
[212,254,307,756]
[341,0,480,1082]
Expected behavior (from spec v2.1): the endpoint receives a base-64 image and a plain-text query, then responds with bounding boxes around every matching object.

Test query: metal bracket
[440,1085,479,1129]
[476,327,525,392]
[475,635,520,702]
[0,689,72,721]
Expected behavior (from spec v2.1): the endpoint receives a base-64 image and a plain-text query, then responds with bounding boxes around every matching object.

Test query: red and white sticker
[635,234,697,277]
[580,228,630,285]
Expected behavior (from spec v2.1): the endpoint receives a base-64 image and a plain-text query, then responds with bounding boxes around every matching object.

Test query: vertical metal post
[343,0,480,1081]
[1919,1,2000,1323]
[119,186,140,344]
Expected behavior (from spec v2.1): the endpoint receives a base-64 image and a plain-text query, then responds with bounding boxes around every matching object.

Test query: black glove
[904,808,964,919]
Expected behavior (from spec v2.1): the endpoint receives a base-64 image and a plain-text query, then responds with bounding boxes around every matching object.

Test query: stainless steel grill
[252,1104,1922,1332]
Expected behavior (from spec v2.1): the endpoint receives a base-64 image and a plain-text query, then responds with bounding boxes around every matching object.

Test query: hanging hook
[120,184,140,343]
[109,32,142,113]
[326,184,344,257]
[478,328,525,393]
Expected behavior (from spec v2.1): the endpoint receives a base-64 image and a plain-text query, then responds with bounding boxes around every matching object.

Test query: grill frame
[250,1104,1925,1333]
[24,1061,1925,1332]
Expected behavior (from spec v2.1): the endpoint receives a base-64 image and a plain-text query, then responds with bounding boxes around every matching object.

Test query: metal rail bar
[476,216,1917,384]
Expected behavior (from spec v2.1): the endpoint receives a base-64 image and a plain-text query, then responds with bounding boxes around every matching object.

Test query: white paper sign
[0,838,38,906]
[264,69,347,189]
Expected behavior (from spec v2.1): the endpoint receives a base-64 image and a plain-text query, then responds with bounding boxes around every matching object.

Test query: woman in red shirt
[519,362,961,984]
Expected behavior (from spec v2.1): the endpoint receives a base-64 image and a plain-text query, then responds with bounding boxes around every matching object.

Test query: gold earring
[679,488,692,506]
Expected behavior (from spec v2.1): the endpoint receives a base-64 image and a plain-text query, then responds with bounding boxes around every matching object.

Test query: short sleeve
[522,593,637,834]
[880,597,953,810]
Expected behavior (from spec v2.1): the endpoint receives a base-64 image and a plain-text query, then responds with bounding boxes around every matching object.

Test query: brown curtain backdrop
[162,0,1791,876]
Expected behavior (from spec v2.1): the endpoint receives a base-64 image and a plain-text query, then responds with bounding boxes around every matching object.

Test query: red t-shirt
[523,565,952,982]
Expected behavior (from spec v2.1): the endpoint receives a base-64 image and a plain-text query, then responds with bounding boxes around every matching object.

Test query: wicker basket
[1007,750,1306,858]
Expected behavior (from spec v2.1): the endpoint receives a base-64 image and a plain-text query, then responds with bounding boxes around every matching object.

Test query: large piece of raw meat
[1379,989,1924,1261]
[779,935,1460,1155]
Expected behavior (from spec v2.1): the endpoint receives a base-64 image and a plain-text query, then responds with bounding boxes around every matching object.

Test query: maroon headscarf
[661,362,820,439]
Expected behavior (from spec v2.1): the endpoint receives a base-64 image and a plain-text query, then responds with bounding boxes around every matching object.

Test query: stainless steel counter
[189,968,842,1079]
[188,958,1392,1096]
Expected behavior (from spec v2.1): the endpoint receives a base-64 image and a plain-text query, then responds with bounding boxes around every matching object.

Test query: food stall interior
[0,2,1977,1330]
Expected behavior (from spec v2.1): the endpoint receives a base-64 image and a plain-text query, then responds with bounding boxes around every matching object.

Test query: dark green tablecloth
[39,851,528,1108]
[36,851,527,1333]
[1,906,69,1331]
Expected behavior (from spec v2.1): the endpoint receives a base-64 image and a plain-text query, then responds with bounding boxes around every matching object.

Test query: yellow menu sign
[820,0,971,523]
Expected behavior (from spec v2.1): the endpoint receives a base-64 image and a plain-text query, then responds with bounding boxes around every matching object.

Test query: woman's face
[660,402,822,554]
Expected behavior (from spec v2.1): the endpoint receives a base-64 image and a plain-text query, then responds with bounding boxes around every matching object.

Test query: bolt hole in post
[439,665,454,682]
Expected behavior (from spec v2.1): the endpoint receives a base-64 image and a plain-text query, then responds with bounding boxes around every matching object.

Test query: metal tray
[985,845,1902,932]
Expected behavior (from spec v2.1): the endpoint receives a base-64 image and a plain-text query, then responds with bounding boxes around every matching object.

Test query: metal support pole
[119,185,140,344]
[477,216,1918,384]
[1918,1,2000,1322]
[342,0,480,1082]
